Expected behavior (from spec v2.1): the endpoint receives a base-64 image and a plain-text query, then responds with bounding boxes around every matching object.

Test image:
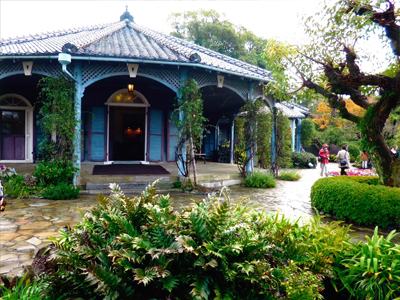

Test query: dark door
[110,107,146,161]
[1,110,25,160]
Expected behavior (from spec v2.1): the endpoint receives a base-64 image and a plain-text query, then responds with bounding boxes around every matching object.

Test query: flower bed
[328,168,377,177]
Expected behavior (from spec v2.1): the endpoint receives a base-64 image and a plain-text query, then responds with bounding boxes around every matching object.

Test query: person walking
[361,150,369,169]
[391,146,399,159]
[318,144,330,177]
[337,145,351,175]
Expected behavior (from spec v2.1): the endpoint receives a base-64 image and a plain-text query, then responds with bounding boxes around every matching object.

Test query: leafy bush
[40,181,357,299]
[336,227,400,299]
[347,144,360,162]
[33,160,77,186]
[311,176,400,227]
[300,118,315,147]
[173,181,182,188]
[277,170,302,181]
[3,175,39,198]
[244,171,276,188]
[42,182,80,200]
[291,151,317,168]
[329,154,337,162]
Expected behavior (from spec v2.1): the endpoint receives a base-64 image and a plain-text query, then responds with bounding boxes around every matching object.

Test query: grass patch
[277,171,302,181]
[244,171,276,188]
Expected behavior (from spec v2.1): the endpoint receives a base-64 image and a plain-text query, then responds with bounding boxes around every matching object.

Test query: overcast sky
[0,0,320,42]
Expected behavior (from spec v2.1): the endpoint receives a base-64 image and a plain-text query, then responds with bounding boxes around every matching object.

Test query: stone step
[85,181,173,190]
[80,175,177,186]
[80,188,181,195]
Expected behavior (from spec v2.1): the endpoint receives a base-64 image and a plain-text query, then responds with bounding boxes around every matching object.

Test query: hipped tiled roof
[261,101,310,119]
[0,15,272,81]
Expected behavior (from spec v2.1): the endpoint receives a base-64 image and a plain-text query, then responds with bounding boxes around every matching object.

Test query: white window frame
[0,94,33,163]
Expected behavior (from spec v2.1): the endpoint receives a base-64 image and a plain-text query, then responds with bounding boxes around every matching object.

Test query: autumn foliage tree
[264,0,400,187]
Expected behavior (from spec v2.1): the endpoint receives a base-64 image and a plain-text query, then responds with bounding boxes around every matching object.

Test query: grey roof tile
[1,18,272,81]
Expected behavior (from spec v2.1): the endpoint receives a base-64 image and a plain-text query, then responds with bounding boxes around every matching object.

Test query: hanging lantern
[128,84,134,92]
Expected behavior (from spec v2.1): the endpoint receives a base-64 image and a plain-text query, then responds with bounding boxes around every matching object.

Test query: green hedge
[311,176,400,228]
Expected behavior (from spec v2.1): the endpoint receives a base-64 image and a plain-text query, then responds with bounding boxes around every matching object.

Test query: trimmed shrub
[244,171,276,188]
[291,152,317,168]
[42,182,80,200]
[347,144,360,162]
[277,171,302,181]
[311,176,400,227]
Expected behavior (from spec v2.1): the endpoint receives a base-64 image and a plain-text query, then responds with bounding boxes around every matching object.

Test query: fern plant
[40,181,354,299]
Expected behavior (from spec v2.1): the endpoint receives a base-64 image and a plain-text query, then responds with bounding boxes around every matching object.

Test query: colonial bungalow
[0,10,306,180]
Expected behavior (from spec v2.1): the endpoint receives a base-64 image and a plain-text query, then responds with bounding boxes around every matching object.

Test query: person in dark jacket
[318,144,330,177]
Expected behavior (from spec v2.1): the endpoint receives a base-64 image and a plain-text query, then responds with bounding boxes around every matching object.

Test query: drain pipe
[58,53,76,81]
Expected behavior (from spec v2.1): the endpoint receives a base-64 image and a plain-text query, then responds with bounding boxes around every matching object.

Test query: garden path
[0,163,396,278]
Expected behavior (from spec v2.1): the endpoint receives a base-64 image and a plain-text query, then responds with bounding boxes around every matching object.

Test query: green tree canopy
[264,0,400,187]
[168,9,268,68]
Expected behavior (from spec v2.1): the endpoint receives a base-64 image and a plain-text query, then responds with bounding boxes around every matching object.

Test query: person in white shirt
[337,145,351,175]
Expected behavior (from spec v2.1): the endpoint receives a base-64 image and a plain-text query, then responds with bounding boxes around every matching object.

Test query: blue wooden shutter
[204,128,215,157]
[149,109,163,161]
[89,107,106,161]
[167,111,178,161]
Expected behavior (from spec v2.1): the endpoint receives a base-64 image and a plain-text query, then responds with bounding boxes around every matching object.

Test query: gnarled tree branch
[348,0,400,56]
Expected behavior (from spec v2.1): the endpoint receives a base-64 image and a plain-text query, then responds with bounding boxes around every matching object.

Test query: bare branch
[288,85,304,95]
[347,0,400,56]
[303,78,361,123]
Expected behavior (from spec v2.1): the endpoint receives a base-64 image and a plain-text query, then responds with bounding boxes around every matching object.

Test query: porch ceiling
[201,86,244,124]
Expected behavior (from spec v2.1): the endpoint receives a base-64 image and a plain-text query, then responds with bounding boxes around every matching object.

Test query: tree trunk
[189,135,198,185]
[363,101,400,187]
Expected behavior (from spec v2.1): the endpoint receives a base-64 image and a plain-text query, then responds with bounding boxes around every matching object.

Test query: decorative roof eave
[261,104,306,119]
[0,54,273,83]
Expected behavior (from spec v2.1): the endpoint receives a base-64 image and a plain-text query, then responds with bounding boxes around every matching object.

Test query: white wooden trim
[144,107,148,162]
[106,105,110,162]
[0,160,33,163]
[106,89,150,162]
[105,89,150,107]
[0,94,33,162]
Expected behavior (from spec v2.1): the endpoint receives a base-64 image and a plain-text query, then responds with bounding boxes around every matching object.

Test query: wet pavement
[1,164,398,278]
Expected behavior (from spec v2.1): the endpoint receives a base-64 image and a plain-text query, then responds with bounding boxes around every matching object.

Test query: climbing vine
[234,99,272,178]
[34,76,78,185]
[274,111,292,172]
[172,78,208,185]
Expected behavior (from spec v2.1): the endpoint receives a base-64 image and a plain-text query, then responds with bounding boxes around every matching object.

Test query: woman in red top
[318,144,330,177]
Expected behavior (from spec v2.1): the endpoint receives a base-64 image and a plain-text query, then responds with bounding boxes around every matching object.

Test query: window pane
[2,110,25,135]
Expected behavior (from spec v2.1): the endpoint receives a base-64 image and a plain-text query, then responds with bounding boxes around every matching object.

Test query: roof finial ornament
[120,8,134,23]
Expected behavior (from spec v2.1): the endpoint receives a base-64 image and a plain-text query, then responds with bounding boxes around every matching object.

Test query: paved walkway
[0,163,393,278]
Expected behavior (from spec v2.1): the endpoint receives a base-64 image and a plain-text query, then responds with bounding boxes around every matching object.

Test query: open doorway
[105,89,150,162]
[109,107,146,161]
